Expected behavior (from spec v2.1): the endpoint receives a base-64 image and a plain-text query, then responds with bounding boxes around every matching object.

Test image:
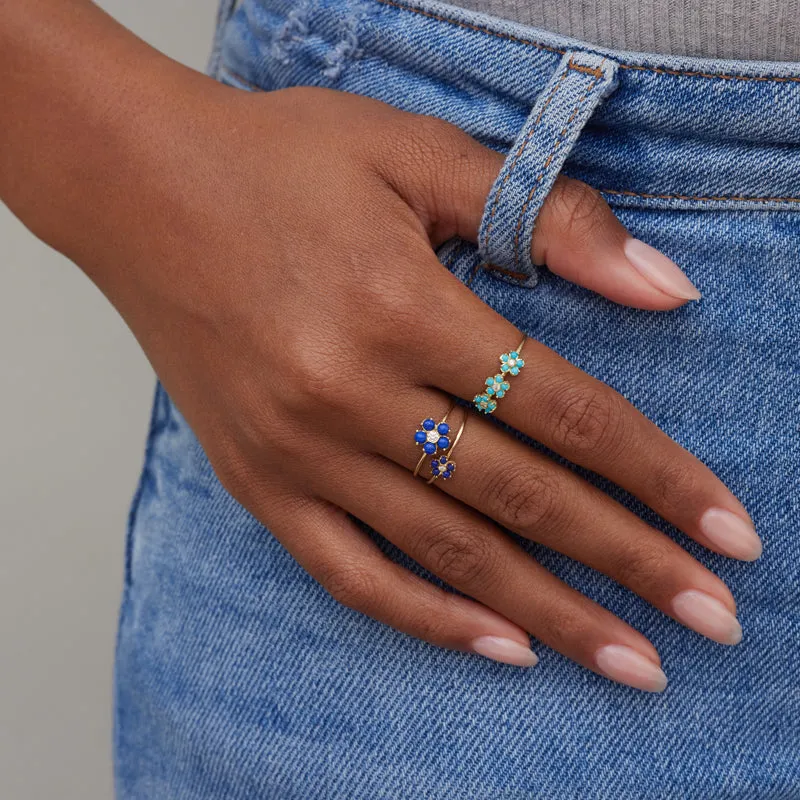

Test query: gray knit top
[447,0,800,61]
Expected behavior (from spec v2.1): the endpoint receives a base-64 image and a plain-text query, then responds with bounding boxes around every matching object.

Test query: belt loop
[206,0,240,79]
[477,50,620,287]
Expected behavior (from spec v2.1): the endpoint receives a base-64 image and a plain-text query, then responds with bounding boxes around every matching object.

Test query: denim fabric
[477,50,618,287]
[113,0,800,797]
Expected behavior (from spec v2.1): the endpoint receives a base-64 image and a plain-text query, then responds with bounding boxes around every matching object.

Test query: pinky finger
[264,490,539,669]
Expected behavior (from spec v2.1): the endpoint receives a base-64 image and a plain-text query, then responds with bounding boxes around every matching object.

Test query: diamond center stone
[426,430,439,443]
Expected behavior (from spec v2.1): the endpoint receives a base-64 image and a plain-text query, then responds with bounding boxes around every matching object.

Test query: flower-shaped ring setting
[413,417,451,456]
[472,337,527,415]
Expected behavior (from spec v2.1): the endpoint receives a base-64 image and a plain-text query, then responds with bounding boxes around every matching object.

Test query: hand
[44,75,762,692]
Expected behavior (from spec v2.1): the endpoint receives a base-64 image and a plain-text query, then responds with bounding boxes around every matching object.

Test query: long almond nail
[595,644,668,692]
[471,635,539,667]
[699,507,762,561]
[672,590,743,645]
[624,237,702,300]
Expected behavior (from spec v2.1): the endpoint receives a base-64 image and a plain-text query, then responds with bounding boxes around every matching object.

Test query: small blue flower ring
[431,455,455,480]
[472,336,527,415]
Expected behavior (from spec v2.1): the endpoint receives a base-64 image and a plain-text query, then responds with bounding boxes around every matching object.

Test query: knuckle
[402,597,454,643]
[648,455,699,510]
[280,332,352,415]
[481,462,560,532]
[616,541,675,588]
[422,524,497,590]
[546,176,608,244]
[550,384,627,458]
[322,562,378,612]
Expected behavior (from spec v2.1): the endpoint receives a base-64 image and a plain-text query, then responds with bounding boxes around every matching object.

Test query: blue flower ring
[413,417,451,456]
[430,455,456,480]
[426,413,467,485]
[412,403,456,479]
[472,336,527,415]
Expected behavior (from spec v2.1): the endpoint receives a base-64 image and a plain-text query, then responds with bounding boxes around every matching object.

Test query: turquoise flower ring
[473,394,498,414]
[485,374,510,398]
[499,350,526,376]
[472,337,527,415]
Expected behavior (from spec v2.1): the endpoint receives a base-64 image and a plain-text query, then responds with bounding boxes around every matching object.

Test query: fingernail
[699,507,762,561]
[624,237,702,301]
[671,589,743,645]
[471,635,539,667]
[595,644,668,692]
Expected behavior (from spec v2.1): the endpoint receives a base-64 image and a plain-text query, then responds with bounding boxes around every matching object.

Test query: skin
[0,0,760,691]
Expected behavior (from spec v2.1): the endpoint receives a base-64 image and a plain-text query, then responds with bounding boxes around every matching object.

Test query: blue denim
[114,0,800,797]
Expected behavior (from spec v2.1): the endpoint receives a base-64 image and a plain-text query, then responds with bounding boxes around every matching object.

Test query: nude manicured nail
[671,590,743,645]
[699,507,762,561]
[624,237,702,300]
[471,636,539,667]
[595,645,668,692]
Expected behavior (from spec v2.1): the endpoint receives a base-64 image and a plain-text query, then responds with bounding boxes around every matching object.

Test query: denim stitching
[374,0,800,84]
[482,61,571,255]
[217,66,800,205]
[512,70,603,270]
[601,189,800,204]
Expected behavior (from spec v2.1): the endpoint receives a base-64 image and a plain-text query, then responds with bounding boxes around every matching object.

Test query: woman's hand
[0,6,760,691]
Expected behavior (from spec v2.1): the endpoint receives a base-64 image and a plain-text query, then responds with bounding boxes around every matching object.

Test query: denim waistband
[217,0,800,210]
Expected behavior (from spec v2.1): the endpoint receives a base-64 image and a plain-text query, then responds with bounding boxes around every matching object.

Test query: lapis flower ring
[427,413,467,485]
[413,403,456,478]
[413,417,452,456]
[473,336,527,415]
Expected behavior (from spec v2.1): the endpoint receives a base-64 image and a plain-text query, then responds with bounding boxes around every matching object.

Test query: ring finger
[314,449,669,692]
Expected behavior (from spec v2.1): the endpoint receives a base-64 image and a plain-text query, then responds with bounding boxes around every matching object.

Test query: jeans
[113,0,800,796]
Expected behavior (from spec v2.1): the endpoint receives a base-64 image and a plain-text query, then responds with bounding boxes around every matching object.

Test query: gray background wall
[0,2,218,797]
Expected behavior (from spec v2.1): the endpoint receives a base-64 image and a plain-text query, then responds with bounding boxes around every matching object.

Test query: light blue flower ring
[499,350,526,376]
[485,374,510,398]
[472,337,527,415]
[473,394,498,414]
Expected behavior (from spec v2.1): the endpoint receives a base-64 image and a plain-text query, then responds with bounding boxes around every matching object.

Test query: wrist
[0,0,217,271]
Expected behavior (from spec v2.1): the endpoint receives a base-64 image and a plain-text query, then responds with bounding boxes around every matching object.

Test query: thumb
[386,120,700,310]
[530,175,701,309]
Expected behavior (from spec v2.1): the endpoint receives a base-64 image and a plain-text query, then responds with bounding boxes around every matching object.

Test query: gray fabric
[448,0,800,61]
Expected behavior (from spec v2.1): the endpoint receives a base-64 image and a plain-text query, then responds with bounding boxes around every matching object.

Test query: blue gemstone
[423,442,436,455]
[431,465,439,474]
[414,431,426,444]
[437,423,450,435]
[443,471,452,479]
[422,418,435,431]
[438,436,450,449]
